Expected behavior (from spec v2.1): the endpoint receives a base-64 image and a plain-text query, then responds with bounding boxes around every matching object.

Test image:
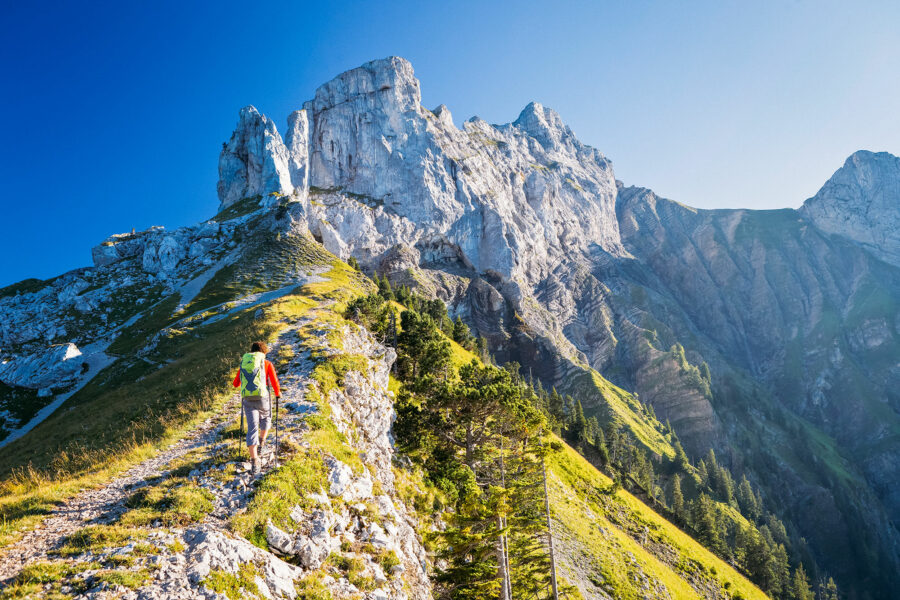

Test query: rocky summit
[1,56,898,600]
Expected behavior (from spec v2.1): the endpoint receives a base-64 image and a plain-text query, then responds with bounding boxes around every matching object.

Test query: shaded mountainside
[614,187,900,594]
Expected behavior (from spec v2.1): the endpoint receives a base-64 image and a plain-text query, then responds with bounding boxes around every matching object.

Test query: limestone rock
[219,56,625,288]
[326,456,373,501]
[217,106,293,209]
[801,151,900,266]
[0,343,83,389]
[265,521,294,555]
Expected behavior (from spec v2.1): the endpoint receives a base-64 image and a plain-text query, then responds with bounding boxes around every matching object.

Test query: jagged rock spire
[217,106,293,209]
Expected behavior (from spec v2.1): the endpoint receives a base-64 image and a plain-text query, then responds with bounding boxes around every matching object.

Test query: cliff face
[218,57,624,292]
[615,186,900,592]
[801,150,900,267]
[209,58,900,597]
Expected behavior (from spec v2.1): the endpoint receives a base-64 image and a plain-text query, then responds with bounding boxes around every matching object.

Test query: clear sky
[2,0,898,286]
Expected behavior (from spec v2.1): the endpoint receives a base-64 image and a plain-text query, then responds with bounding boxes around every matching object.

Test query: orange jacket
[233,359,281,398]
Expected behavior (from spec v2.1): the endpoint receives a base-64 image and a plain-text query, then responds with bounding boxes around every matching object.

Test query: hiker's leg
[258,399,271,446]
[245,403,261,458]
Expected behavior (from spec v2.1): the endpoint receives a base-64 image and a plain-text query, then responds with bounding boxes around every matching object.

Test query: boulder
[0,343,83,389]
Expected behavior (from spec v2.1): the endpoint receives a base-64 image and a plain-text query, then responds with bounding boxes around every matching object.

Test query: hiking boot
[251,458,261,476]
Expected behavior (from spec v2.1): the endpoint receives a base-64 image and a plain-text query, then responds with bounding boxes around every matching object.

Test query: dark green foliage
[670,474,685,519]
[385,291,555,598]
[397,310,452,381]
[789,564,814,600]
[377,274,394,301]
[344,293,393,340]
[360,286,818,599]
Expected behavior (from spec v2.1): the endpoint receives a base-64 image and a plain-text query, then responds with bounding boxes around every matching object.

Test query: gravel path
[0,395,240,582]
[0,317,318,591]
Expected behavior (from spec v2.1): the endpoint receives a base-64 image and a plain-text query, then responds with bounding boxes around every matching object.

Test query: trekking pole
[275,393,280,467]
[238,400,244,459]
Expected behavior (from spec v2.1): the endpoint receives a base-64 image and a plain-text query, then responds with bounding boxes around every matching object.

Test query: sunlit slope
[549,443,768,600]
[0,201,372,547]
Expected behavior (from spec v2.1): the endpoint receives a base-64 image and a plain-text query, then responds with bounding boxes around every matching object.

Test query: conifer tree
[670,473,685,519]
[594,425,609,465]
[377,273,394,301]
[674,439,691,471]
[574,399,588,443]
[737,475,761,521]
[817,577,839,600]
[697,459,709,487]
[789,564,815,600]
[692,493,722,551]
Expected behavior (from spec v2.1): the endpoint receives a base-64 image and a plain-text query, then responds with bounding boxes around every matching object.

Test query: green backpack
[239,352,267,397]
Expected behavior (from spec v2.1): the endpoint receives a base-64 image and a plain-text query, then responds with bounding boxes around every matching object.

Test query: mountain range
[0,56,897,600]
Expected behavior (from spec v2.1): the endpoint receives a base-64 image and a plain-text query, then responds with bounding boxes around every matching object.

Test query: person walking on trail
[232,341,281,476]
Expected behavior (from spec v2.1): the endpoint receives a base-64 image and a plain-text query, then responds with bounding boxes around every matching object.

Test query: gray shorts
[242,396,270,447]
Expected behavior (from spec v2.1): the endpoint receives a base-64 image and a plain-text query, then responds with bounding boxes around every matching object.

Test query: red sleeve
[232,369,241,388]
[266,360,281,397]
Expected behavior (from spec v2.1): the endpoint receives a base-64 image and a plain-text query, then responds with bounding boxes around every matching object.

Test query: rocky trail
[0,392,240,582]
[0,317,317,598]
[0,309,431,599]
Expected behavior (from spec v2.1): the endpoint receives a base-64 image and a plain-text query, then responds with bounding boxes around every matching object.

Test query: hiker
[232,341,281,475]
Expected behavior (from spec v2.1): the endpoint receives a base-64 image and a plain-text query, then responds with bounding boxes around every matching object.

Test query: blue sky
[2,0,898,286]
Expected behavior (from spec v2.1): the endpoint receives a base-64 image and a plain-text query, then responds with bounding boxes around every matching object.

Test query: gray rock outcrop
[217,57,625,289]
[801,150,900,266]
[0,343,82,390]
[217,106,293,207]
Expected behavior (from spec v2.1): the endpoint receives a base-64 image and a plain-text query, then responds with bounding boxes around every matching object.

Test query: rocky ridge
[0,304,431,600]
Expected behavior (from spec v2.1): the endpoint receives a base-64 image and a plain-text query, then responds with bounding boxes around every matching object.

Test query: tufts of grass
[203,563,260,600]
[55,524,147,557]
[95,567,151,589]
[376,549,401,573]
[105,553,136,567]
[213,195,263,223]
[0,277,58,300]
[119,477,214,527]
[230,446,328,549]
[327,553,376,591]
[294,572,335,599]
[107,293,181,356]
[0,560,100,600]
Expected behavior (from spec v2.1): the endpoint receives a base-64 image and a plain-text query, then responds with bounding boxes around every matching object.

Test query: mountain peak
[306,55,421,114]
[800,150,900,265]
[217,105,292,208]
[513,101,571,148]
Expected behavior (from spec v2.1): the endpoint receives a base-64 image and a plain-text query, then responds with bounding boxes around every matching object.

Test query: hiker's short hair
[251,341,269,354]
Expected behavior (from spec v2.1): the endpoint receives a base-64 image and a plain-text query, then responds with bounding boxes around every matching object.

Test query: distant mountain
[801,150,900,267]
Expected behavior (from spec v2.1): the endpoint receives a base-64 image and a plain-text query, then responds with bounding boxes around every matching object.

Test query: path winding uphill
[0,310,431,600]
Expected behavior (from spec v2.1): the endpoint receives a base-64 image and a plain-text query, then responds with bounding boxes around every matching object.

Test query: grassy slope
[0,215,354,547]
[578,368,676,459]
[438,316,766,598]
[550,443,768,600]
